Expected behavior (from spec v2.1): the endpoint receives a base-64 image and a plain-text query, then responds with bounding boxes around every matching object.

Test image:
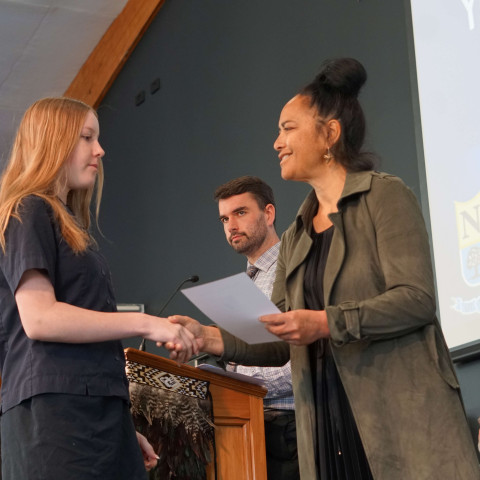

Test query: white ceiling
[0,0,128,165]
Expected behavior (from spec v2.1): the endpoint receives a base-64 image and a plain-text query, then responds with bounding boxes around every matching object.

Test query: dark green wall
[95,0,480,446]
[97,0,420,313]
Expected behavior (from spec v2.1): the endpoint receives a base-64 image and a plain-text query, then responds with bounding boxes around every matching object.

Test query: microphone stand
[138,275,199,352]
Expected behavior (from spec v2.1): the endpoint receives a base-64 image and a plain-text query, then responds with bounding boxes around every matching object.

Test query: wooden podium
[125,348,268,480]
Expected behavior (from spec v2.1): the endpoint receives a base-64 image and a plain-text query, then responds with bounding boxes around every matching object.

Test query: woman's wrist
[202,325,224,356]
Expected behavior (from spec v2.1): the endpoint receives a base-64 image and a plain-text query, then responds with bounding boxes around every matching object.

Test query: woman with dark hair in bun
[172,58,480,479]
[264,57,480,479]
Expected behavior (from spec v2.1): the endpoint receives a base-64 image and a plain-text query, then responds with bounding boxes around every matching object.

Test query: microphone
[138,275,200,351]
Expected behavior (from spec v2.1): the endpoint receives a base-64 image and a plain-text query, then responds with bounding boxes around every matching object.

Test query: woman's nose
[273,132,284,151]
[96,141,105,158]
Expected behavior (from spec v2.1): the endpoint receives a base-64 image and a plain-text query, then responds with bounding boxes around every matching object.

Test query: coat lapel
[285,229,312,280]
[324,171,374,305]
[324,211,345,306]
[286,172,375,308]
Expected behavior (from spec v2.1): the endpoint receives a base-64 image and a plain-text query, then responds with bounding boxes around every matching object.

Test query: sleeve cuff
[326,301,361,346]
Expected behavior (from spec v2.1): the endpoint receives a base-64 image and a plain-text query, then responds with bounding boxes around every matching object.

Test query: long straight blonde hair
[0,97,104,253]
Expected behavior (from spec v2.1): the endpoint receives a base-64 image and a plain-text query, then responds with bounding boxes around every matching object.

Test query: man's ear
[264,203,276,226]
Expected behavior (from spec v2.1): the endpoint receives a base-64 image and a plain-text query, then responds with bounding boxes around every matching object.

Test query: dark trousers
[264,410,299,480]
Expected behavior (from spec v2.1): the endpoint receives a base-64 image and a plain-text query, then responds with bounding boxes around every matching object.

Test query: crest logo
[455,191,480,287]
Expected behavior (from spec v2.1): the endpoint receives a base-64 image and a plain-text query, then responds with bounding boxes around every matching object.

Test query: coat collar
[288,171,376,304]
[294,170,375,234]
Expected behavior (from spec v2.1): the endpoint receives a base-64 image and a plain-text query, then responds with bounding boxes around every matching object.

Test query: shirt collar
[247,241,280,273]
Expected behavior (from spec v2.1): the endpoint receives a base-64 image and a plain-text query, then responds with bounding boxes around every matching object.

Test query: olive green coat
[221,171,480,479]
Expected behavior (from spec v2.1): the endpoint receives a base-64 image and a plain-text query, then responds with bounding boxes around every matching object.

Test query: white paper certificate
[181,272,281,344]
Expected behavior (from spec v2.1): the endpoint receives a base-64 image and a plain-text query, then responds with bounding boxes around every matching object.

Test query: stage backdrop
[410,0,480,357]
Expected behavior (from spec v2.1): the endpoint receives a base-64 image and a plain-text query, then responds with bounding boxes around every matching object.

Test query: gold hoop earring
[323,147,333,164]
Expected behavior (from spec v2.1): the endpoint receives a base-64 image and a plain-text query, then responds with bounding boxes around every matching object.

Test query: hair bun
[316,58,367,97]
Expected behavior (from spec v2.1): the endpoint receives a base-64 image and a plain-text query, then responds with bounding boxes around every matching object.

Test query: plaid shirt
[227,242,295,410]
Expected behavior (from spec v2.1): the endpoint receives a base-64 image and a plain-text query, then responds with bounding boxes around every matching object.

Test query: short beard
[231,237,259,257]
[230,217,268,258]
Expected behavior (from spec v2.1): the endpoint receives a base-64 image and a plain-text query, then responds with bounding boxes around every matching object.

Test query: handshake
[155,307,328,364]
[156,315,224,364]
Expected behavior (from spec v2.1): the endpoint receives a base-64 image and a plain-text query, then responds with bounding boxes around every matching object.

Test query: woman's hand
[260,309,330,345]
[147,317,200,364]
[167,315,225,359]
[136,431,159,471]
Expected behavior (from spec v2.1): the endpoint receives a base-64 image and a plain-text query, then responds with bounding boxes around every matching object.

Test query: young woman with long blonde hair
[0,97,197,480]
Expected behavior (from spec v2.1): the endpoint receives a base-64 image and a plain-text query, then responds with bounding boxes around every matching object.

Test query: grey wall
[97,0,420,314]
[95,0,480,444]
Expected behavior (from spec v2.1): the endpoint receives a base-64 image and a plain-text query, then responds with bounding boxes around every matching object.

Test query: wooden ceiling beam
[64,0,166,108]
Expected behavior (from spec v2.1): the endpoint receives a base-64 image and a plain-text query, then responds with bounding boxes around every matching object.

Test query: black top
[304,226,373,480]
[0,196,129,413]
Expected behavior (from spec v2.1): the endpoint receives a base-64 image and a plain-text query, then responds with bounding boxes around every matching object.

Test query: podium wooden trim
[124,348,268,480]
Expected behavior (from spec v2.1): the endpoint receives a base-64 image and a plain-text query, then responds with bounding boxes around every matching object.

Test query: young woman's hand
[146,317,199,363]
[167,315,224,360]
[135,431,159,471]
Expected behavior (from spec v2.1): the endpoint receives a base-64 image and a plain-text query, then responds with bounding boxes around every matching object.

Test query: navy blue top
[0,196,129,413]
